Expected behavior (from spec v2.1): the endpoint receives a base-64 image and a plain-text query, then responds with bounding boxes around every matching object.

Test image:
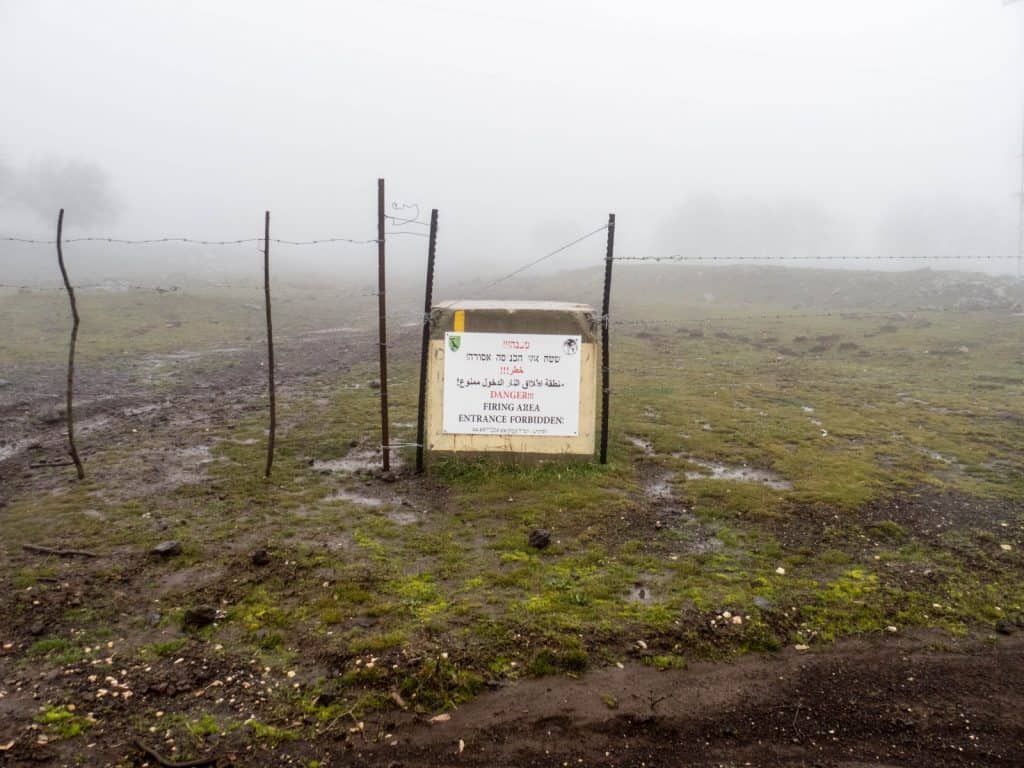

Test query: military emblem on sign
[563,338,578,355]
[448,335,461,352]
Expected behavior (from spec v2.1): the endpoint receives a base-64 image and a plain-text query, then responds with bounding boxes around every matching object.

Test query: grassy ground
[1,270,1022,764]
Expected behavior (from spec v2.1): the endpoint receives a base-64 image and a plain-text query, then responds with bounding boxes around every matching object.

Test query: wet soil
[365,633,1024,768]
[3,327,1024,767]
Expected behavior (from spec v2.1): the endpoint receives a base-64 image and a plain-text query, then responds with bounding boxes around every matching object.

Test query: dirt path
[361,633,1024,768]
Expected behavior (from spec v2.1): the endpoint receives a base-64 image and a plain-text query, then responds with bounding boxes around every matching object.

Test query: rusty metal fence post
[415,209,439,474]
[599,213,616,464]
[263,211,276,478]
[377,179,391,473]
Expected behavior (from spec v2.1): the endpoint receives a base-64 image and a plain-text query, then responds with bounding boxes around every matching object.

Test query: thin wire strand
[615,254,1018,263]
[385,202,429,227]
[0,234,423,246]
[479,224,609,292]
[609,305,1008,327]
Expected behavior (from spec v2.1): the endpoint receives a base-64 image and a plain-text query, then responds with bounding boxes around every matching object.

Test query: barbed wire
[478,224,609,293]
[384,202,429,227]
[614,254,1019,263]
[608,305,1013,327]
[0,232,436,246]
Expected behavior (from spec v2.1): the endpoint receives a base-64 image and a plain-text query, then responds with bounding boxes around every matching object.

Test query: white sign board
[443,331,582,436]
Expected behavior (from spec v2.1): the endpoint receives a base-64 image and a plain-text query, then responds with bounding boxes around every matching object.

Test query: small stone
[147,612,162,628]
[368,380,381,390]
[731,615,743,625]
[636,639,648,650]
[886,625,898,633]
[528,529,551,550]
[794,644,809,651]
[753,596,772,610]
[182,605,217,630]
[429,713,451,723]
[775,566,786,575]
[999,543,1012,552]
[151,540,182,557]
[251,550,270,567]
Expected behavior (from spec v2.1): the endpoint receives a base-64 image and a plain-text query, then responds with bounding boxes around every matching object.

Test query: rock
[775,566,786,576]
[528,529,551,550]
[151,540,182,557]
[251,549,270,567]
[995,619,1017,636]
[182,605,217,630]
[369,380,382,390]
[753,596,772,611]
[147,612,162,628]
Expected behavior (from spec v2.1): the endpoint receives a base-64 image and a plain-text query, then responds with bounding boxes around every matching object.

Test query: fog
[2,0,1022,283]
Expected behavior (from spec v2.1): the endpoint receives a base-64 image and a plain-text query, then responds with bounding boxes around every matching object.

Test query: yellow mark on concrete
[453,310,465,332]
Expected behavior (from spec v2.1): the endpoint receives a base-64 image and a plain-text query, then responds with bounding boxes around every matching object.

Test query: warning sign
[442,332,582,436]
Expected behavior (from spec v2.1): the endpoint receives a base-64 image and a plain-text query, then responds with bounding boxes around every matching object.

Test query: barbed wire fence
[470,221,1023,461]
[3,200,1022,479]
[1,179,444,480]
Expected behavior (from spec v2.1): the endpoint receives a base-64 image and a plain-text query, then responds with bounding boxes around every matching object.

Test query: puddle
[386,510,420,526]
[77,416,112,433]
[627,582,656,603]
[683,458,792,491]
[681,533,725,555]
[324,489,421,525]
[314,447,402,474]
[627,435,655,455]
[304,327,363,336]
[177,445,214,464]
[0,438,32,462]
[325,489,386,507]
[645,472,675,500]
[153,351,204,362]
[919,447,967,472]
[123,403,164,417]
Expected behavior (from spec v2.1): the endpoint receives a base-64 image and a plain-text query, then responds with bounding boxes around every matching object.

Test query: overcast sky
[2,0,1022,279]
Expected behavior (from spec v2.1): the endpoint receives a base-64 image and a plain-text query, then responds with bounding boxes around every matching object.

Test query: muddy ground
[2,319,1023,767]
